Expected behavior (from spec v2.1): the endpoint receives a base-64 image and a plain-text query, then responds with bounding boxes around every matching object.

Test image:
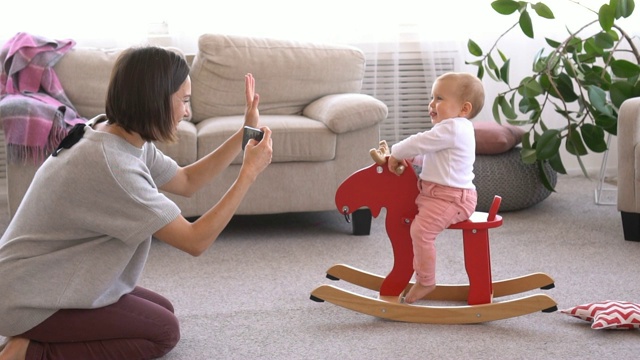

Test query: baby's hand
[387,156,406,176]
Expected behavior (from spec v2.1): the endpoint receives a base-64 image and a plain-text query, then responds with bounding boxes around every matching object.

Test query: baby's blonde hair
[437,72,485,119]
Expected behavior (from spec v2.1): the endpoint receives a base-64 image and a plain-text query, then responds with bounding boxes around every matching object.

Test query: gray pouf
[474,147,557,212]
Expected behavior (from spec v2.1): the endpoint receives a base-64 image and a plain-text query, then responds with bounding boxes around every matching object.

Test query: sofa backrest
[53,47,188,120]
[54,47,122,119]
[189,34,366,123]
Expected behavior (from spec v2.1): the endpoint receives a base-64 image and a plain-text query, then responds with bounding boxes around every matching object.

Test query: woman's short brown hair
[105,46,190,143]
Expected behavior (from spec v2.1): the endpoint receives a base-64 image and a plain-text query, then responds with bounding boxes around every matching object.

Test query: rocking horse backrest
[487,195,502,221]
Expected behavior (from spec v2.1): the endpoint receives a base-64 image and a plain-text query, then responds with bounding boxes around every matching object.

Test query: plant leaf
[594,32,615,49]
[594,113,618,134]
[611,59,640,78]
[599,4,615,31]
[498,49,508,62]
[519,9,534,38]
[584,37,605,57]
[536,161,556,192]
[467,39,483,56]
[548,152,567,175]
[533,48,546,72]
[616,0,636,18]
[521,146,538,164]
[610,80,634,108]
[545,38,561,48]
[581,123,608,152]
[535,129,562,160]
[488,54,498,70]
[532,2,555,19]
[499,94,518,119]
[522,76,544,97]
[491,0,521,15]
[587,85,612,116]
[476,64,485,79]
[542,73,579,102]
[519,95,541,113]
[499,59,511,84]
[565,124,588,156]
[492,97,502,123]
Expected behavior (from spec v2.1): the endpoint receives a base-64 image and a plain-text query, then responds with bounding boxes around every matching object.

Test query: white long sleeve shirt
[391,117,476,189]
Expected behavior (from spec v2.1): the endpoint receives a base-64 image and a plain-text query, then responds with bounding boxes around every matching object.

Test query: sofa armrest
[303,94,388,134]
[617,97,640,212]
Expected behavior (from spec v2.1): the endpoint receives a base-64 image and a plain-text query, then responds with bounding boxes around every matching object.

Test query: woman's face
[172,76,192,127]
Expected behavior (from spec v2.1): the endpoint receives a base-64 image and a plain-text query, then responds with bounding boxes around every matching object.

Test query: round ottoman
[474,147,557,212]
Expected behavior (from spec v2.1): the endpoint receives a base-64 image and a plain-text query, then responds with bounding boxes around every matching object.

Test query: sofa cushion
[154,120,198,166]
[474,121,525,155]
[303,94,388,134]
[54,47,122,119]
[196,115,336,164]
[190,34,366,122]
[54,46,188,120]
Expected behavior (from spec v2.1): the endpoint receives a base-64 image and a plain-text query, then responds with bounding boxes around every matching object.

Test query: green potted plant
[466,0,639,190]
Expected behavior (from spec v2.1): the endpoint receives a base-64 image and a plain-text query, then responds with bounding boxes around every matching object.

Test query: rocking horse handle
[369,140,405,175]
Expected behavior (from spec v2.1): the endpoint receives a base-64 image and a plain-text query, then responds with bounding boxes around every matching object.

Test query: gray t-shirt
[0,123,181,336]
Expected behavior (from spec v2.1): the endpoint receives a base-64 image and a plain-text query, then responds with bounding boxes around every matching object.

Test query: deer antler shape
[369,140,405,175]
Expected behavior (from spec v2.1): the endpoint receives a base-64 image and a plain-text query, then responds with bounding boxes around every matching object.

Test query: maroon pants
[19,287,179,360]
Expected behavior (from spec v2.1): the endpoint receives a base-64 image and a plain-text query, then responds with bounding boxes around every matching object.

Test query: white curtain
[2,0,637,153]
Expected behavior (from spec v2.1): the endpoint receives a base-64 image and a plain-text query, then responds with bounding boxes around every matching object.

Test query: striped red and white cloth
[560,300,640,330]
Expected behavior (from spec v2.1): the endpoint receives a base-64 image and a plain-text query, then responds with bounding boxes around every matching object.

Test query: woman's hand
[244,73,260,128]
[241,126,273,181]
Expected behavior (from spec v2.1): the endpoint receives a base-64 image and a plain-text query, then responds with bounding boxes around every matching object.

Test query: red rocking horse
[310,141,557,324]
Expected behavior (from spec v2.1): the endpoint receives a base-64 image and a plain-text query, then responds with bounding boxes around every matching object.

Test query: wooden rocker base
[324,264,555,302]
[310,284,557,324]
[310,264,558,324]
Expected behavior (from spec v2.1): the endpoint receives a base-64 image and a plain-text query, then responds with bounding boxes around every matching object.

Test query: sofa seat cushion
[154,120,198,166]
[196,115,336,164]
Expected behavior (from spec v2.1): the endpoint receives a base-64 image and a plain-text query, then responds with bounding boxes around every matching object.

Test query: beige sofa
[4,34,388,218]
[617,97,640,241]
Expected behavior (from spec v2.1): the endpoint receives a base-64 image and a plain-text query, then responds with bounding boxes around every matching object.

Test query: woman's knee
[154,314,181,357]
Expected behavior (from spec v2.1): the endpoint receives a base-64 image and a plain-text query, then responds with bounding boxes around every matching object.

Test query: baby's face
[429,78,466,124]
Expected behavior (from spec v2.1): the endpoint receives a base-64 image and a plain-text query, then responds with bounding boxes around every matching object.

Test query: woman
[0,46,272,359]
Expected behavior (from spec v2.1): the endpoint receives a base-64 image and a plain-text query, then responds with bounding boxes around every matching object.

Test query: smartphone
[242,126,264,150]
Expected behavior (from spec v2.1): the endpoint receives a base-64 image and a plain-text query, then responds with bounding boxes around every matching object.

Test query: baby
[388,72,485,304]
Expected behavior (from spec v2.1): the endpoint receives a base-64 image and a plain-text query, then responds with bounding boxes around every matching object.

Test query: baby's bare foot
[404,283,436,304]
[0,337,29,360]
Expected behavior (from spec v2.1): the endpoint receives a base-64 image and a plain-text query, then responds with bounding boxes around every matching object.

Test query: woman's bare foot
[404,283,436,304]
[0,337,29,360]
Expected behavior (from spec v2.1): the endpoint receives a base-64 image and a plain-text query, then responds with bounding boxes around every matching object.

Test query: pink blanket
[0,32,86,163]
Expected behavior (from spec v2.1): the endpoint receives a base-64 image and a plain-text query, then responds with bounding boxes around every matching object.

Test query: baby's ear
[460,102,473,117]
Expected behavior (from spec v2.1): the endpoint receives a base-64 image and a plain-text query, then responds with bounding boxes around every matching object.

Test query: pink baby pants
[410,180,477,286]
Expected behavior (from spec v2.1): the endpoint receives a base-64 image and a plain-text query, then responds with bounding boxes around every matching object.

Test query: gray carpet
[2,174,640,359]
